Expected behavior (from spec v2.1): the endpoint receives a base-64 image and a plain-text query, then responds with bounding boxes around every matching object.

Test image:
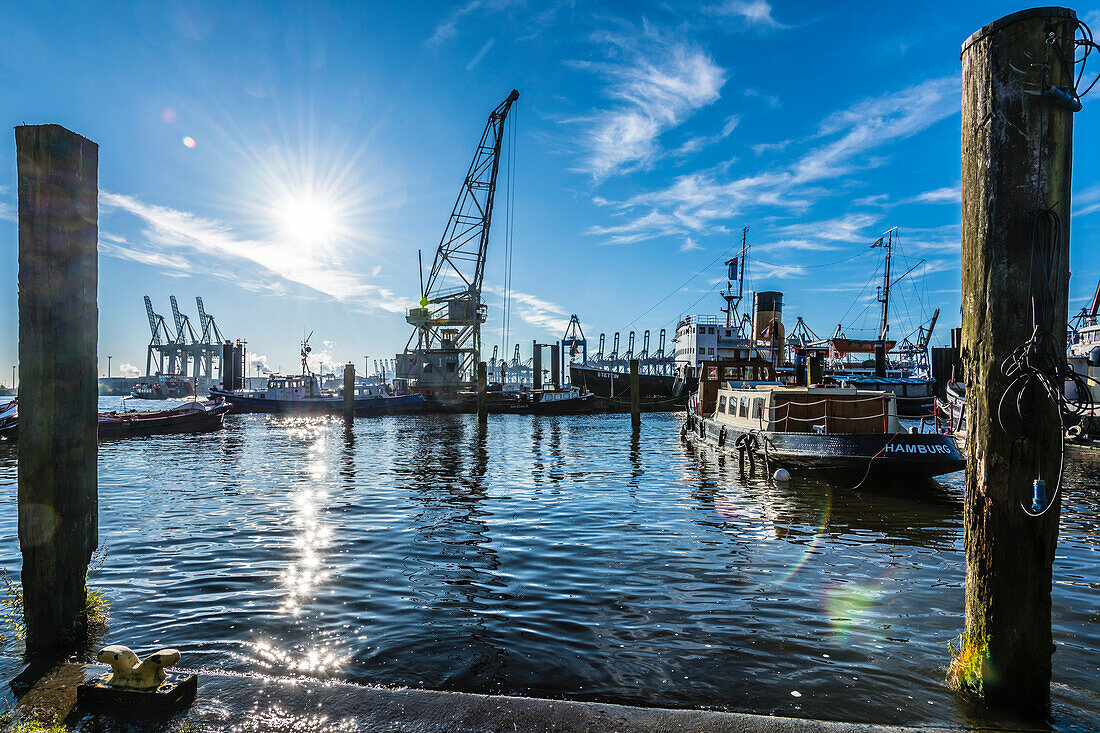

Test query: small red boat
[0,398,229,441]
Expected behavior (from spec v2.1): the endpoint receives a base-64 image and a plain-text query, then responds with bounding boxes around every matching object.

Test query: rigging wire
[624,244,738,331]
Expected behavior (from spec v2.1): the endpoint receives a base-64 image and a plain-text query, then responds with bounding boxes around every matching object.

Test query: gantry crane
[397,89,520,389]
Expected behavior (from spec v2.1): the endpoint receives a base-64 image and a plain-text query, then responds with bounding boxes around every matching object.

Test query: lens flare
[182,136,197,149]
[770,492,833,586]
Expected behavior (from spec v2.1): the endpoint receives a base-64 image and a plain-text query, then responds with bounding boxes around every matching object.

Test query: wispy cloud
[743,87,780,107]
[672,115,740,157]
[427,0,513,46]
[466,38,495,70]
[679,237,702,252]
[1073,183,1100,217]
[706,0,784,28]
[753,261,806,278]
[586,75,959,246]
[570,26,726,179]
[99,192,407,313]
[771,213,880,243]
[912,185,960,204]
[484,285,570,333]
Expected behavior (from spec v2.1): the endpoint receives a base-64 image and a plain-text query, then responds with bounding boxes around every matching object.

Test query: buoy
[773,468,791,482]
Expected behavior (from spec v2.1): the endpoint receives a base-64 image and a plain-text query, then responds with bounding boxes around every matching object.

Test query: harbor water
[0,399,1097,730]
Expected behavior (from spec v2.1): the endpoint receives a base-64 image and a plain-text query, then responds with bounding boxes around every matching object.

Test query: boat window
[446,362,457,372]
[708,327,715,334]
[753,398,764,421]
[739,397,749,418]
[718,396,726,413]
[423,362,433,372]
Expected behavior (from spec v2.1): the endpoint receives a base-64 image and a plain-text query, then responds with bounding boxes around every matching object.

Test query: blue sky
[2,0,1099,381]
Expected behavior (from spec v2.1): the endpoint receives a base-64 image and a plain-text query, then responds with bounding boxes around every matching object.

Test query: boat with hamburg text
[683,359,964,482]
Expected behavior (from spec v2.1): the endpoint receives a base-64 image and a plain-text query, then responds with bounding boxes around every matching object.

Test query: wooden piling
[16,124,99,655]
[629,359,640,427]
[476,361,487,423]
[957,7,1077,713]
[343,363,354,423]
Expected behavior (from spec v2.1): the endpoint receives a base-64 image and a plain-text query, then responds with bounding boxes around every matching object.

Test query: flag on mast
[726,257,739,281]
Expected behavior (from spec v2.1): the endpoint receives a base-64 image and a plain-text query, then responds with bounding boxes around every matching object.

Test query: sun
[276,192,339,246]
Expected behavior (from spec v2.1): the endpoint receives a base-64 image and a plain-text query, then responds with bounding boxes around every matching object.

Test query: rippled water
[0,398,1097,730]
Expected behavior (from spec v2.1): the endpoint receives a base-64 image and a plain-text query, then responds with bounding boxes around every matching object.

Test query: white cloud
[0,201,14,222]
[484,285,570,334]
[672,115,740,157]
[707,0,784,28]
[752,261,806,278]
[771,213,879,243]
[571,26,726,179]
[1073,183,1100,217]
[913,185,960,204]
[100,192,408,314]
[585,76,959,245]
[679,237,702,252]
[427,0,515,46]
[116,362,142,378]
[322,340,337,350]
[250,353,273,374]
[466,38,494,71]
[743,87,780,107]
[769,238,838,251]
[793,76,959,183]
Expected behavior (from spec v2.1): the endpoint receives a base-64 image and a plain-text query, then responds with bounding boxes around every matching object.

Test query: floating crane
[397,89,520,390]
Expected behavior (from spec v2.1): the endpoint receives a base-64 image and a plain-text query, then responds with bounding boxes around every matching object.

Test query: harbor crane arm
[145,295,165,345]
[422,89,519,303]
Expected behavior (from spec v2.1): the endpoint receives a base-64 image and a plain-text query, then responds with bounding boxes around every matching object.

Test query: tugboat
[210,335,426,415]
[684,358,964,482]
[129,375,195,400]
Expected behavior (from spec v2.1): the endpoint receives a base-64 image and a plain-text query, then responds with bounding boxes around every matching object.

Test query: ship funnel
[753,291,785,343]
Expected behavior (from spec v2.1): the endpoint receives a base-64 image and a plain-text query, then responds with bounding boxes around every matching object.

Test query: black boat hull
[683,411,965,482]
[569,365,691,412]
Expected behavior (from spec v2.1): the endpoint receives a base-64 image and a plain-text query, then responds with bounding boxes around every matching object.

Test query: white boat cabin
[263,374,325,400]
[695,360,901,434]
[711,385,901,434]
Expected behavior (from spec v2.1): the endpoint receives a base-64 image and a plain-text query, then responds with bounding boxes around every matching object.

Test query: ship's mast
[873,227,896,342]
[722,226,749,331]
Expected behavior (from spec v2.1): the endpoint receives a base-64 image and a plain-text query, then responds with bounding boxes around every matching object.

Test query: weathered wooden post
[476,361,487,423]
[343,363,354,424]
[629,358,640,427]
[956,7,1077,714]
[16,124,99,654]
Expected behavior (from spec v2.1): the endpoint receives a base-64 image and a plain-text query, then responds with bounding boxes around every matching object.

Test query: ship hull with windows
[683,360,964,482]
[211,374,427,415]
[568,365,690,411]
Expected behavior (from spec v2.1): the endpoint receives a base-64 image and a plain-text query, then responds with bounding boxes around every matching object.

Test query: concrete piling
[343,363,354,423]
[15,124,99,655]
[957,7,1077,714]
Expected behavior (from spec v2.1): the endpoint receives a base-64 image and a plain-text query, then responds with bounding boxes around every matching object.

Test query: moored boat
[211,374,427,415]
[0,398,229,441]
[683,360,964,482]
